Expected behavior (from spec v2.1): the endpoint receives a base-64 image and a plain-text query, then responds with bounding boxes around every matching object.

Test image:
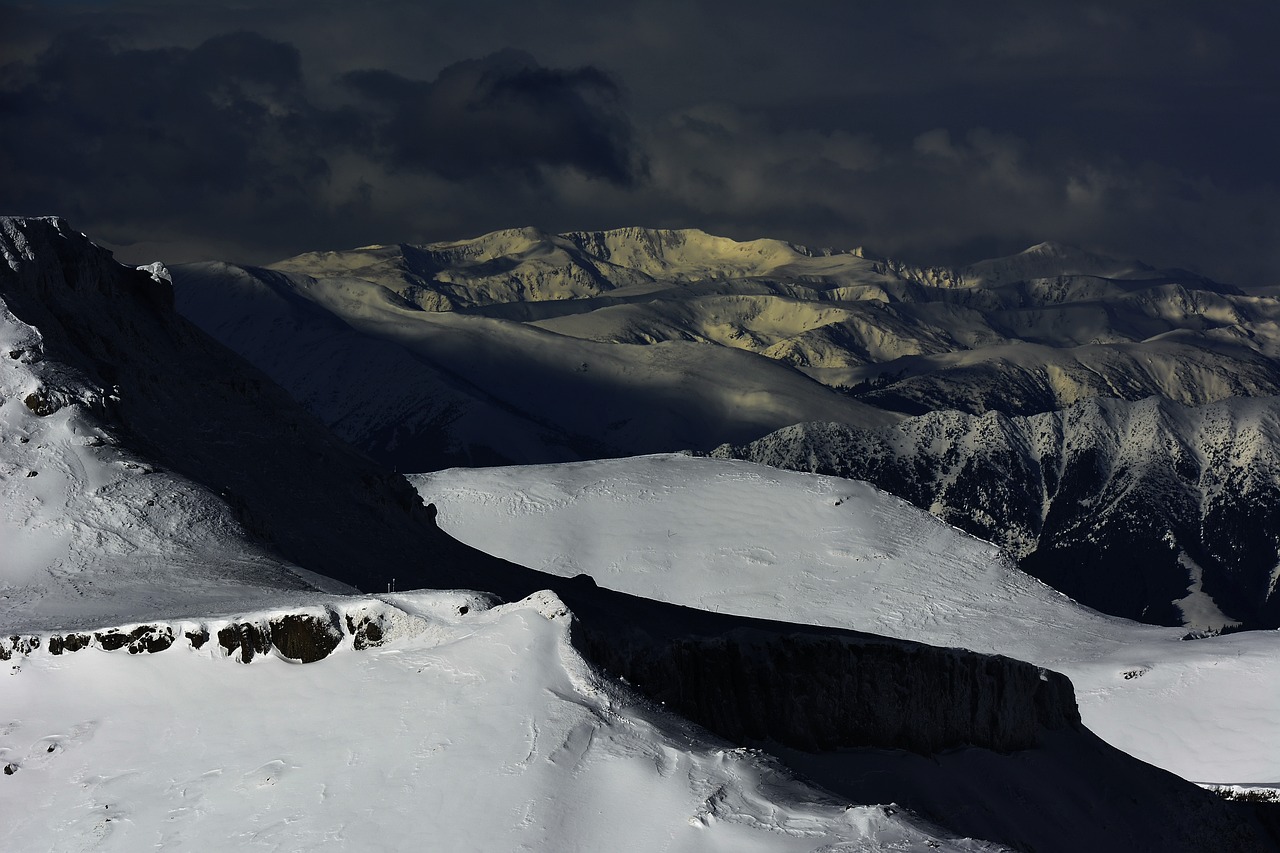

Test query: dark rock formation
[269,611,344,663]
[47,633,90,655]
[344,612,387,650]
[217,622,272,664]
[94,625,175,654]
[0,635,40,660]
[578,626,1077,754]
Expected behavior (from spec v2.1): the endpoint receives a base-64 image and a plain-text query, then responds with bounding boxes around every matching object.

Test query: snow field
[413,453,1280,785]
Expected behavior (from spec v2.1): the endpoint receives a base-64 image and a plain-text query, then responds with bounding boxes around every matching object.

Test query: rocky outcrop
[577,624,1078,753]
[0,601,437,665]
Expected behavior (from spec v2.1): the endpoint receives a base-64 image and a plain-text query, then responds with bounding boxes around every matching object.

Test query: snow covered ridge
[0,583,1079,755]
[11,589,1025,853]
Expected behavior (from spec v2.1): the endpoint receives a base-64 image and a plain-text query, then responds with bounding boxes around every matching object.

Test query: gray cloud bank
[2,1,1277,285]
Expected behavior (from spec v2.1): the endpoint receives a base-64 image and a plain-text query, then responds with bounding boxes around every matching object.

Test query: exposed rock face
[714,395,1280,629]
[269,611,344,663]
[3,605,394,665]
[577,626,1079,753]
[94,625,175,654]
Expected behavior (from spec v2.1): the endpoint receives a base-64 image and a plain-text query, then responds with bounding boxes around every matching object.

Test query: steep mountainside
[712,395,1280,629]
[0,218,467,628]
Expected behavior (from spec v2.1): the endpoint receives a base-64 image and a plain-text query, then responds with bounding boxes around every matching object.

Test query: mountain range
[171,225,1280,629]
[3,216,1278,850]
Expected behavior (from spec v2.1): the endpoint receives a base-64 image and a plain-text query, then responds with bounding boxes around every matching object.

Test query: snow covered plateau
[3,216,1279,851]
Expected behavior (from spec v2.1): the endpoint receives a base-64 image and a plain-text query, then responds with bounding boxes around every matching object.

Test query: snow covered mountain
[172,225,1280,459]
[250,228,1280,419]
[711,395,1280,630]
[11,587,1047,852]
[171,249,899,471]
[5,216,1275,850]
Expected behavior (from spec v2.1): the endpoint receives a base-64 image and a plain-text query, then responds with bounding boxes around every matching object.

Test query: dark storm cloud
[342,50,638,185]
[2,30,345,251]
[2,0,1278,284]
[0,26,638,259]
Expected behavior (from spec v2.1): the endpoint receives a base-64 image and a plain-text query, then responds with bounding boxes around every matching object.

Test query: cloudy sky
[3,0,1278,284]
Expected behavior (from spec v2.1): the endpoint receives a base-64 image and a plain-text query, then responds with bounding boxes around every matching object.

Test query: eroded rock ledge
[575,623,1079,754]
[0,595,480,665]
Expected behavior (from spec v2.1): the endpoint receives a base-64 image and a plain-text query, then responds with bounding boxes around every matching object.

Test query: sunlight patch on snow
[1172,552,1241,631]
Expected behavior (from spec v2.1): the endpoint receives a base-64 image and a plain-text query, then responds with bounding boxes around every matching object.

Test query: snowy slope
[5,591,1012,853]
[0,217,492,621]
[413,453,1280,787]
[171,259,898,468]
[171,260,592,471]
[0,219,352,629]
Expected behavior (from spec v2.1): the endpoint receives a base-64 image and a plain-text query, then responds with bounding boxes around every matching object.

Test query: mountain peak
[2,216,91,271]
[962,240,1144,286]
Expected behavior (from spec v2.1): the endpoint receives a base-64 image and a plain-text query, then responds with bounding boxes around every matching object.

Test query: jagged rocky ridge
[713,395,1280,629]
